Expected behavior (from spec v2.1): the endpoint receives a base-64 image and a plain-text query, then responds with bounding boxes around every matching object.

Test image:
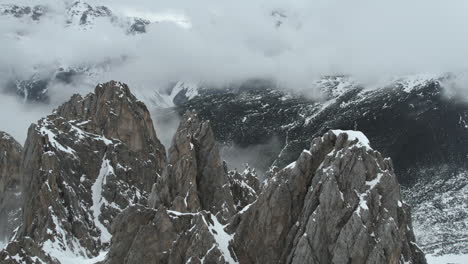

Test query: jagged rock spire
[150,111,236,222]
[106,111,240,264]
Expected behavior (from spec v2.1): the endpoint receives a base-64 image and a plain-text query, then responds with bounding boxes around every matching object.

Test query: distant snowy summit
[0,0,176,33]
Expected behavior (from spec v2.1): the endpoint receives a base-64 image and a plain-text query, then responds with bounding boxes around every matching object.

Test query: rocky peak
[55,81,165,156]
[0,131,22,243]
[150,111,236,222]
[66,1,113,26]
[231,130,426,264]
[0,81,166,263]
[105,111,241,264]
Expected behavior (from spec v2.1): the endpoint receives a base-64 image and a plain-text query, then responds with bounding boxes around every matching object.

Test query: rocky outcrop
[227,166,260,211]
[0,81,166,263]
[105,112,239,264]
[104,206,237,264]
[231,130,426,264]
[0,132,22,243]
[150,111,236,223]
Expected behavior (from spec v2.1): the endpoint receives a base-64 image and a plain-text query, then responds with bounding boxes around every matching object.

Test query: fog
[1,0,468,141]
[221,137,283,178]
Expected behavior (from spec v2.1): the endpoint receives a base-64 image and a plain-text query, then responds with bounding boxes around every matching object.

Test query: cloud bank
[1,0,468,141]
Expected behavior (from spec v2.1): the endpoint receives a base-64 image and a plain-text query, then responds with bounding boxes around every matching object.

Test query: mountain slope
[178,75,468,185]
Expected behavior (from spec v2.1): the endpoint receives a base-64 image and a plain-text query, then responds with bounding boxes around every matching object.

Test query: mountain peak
[0,82,167,263]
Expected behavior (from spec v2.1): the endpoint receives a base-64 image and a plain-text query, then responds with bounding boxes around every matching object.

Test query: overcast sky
[1,0,468,142]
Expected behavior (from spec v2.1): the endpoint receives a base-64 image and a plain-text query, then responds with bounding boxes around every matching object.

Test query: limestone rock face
[231,130,426,264]
[150,112,236,222]
[0,131,22,243]
[0,81,166,263]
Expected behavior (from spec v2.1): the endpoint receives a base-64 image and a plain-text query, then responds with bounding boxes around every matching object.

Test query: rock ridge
[0,81,425,264]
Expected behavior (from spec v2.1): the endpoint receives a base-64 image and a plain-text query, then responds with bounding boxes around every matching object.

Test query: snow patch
[366,173,384,189]
[426,253,468,264]
[91,157,114,243]
[42,207,104,264]
[40,124,77,158]
[166,210,198,216]
[394,73,439,93]
[285,161,296,170]
[331,130,372,150]
[238,201,255,214]
[206,215,238,264]
[355,191,369,217]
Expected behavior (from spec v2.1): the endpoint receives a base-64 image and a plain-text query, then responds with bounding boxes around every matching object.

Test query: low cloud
[0,93,50,144]
[221,137,283,178]
[1,0,468,140]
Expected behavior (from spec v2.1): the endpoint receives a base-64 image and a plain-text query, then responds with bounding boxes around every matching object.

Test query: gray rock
[150,111,236,223]
[0,131,22,243]
[0,81,166,263]
[104,206,235,264]
[231,130,426,264]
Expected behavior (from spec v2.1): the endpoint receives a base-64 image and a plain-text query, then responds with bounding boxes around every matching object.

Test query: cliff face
[105,111,240,264]
[0,81,425,264]
[231,130,425,264]
[0,132,22,243]
[149,111,236,222]
[0,81,166,263]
